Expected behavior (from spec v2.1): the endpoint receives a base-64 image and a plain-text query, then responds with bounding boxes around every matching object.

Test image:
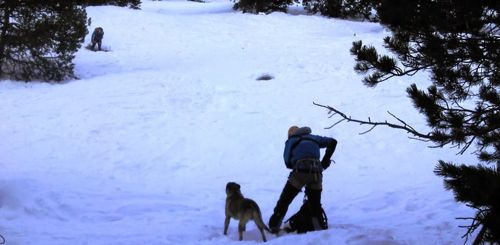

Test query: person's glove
[322,139,337,170]
[321,158,331,169]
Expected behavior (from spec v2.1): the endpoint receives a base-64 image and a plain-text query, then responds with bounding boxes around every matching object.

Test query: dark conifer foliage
[128,0,141,9]
[82,0,141,9]
[303,0,378,21]
[232,0,377,18]
[0,0,87,81]
[348,0,499,243]
[232,0,293,14]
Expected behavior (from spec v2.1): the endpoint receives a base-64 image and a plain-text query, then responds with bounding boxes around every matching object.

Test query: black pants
[91,41,102,50]
[268,178,323,231]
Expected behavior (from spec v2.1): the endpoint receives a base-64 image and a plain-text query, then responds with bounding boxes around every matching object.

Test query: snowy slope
[0,1,476,244]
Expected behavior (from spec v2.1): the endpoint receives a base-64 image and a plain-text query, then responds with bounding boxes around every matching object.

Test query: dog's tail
[251,202,271,232]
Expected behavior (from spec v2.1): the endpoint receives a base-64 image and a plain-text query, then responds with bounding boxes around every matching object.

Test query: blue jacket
[283,127,336,170]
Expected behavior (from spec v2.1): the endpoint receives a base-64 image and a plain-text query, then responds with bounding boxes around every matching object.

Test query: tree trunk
[0,4,12,78]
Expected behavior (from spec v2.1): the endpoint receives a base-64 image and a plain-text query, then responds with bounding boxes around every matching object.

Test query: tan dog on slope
[224,182,270,242]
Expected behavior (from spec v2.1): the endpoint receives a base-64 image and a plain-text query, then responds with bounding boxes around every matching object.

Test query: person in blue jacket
[268,126,337,234]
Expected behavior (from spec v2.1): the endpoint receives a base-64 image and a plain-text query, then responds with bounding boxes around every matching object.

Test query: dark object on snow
[256,74,274,81]
[85,44,110,52]
[284,195,328,233]
[91,27,104,51]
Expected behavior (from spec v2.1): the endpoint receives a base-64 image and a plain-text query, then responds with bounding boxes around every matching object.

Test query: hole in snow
[256,73,274,81]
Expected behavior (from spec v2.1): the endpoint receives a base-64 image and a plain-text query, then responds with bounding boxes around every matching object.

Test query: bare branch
[328,111,338,118]
[388,111,406,125]
[326,118,346,129]
[314,102,432,140]
[409,136,431,142]
[359,125,377,135]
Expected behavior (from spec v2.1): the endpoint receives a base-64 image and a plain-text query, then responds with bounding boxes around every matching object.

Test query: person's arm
[321,138,337,170]
[283,140,293,169]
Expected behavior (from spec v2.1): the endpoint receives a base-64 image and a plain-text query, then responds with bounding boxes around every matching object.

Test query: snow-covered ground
[0,1,476,244]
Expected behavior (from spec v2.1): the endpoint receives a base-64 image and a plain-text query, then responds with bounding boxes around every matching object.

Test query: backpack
[284,196,328,233]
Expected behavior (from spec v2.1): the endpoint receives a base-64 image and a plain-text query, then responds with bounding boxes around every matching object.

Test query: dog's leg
[224,216,230,235]
[238,220,247,241]
[257,223,267,242]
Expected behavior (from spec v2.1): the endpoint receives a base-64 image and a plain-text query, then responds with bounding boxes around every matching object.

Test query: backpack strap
[287,136,320,165]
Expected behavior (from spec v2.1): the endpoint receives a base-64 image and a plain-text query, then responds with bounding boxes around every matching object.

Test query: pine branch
[458,136,476,155]
[456,205,490,245]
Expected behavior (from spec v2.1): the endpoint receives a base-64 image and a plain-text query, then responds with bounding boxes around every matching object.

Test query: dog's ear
[236,183,240,190]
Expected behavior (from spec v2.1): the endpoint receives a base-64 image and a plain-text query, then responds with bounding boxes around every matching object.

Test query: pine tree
[232,0,293,14]
[303,0,342,17]
[320,0,499,243]
[129,0,141,9]
[81,0,109,5]
[0,0,87,81]
[82,0,141,9]
[303,0,378,21]
[115,0,138,7]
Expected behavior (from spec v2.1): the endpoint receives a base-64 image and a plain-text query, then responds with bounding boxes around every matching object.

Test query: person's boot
[269,182,300,233]
[268,213,283,234]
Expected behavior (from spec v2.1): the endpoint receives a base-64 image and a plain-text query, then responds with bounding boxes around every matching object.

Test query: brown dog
[224,182,270,242]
